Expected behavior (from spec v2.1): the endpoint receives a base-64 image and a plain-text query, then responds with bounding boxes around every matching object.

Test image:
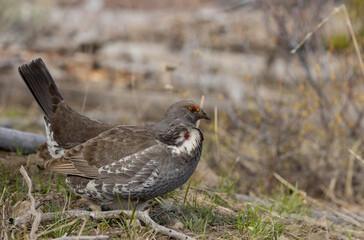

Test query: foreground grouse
[18,58,210,210]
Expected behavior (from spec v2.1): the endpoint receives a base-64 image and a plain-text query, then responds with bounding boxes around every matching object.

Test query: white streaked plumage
[101,183,111,193]
[86,180,99,192]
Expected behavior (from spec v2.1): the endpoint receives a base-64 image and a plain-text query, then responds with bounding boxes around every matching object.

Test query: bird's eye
[187,104,199,113]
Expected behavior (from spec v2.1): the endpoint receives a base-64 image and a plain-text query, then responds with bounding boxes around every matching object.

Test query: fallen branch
[14,209,195,240]
[0,127,46,153]
[135,209,195,240]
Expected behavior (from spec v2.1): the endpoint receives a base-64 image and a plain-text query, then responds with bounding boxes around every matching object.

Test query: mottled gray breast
[89,137,203,201]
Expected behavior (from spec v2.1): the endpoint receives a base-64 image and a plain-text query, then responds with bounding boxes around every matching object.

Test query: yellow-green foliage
[3,107,27,118]
[327,35,349,50]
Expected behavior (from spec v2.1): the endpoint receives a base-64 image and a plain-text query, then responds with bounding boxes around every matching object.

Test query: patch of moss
[326,35,349,51]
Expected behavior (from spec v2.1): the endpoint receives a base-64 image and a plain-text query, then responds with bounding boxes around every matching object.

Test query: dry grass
[1,161,363,239]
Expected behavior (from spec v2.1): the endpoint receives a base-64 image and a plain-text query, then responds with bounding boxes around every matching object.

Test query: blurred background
[1,0,364,205]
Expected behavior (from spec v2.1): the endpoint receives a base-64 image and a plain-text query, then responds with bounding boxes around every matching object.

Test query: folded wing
[45,125,158,178]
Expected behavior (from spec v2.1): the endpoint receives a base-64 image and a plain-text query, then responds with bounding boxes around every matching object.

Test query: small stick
[19,166,42,240]
[348,149,364,165]
[290,5,342,54]
[76,218,87,240]
[0,187,6,204]
[345,141,360,200]
[320,184,350,208]
[53,236,109,240]
[38,217,71,238]
[38,219,78,238]
[272,172,316,203]
[135,209,195,239]
[341,4,364,78]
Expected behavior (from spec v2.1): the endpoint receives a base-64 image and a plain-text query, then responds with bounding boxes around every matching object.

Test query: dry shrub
[206,0,364,203]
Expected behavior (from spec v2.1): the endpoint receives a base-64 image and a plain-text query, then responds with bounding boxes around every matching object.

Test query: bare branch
[290,5,342,54]
[14,209,195,240]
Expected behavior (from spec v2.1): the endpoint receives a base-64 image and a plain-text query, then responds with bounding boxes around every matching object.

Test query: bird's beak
[200,109,210,120]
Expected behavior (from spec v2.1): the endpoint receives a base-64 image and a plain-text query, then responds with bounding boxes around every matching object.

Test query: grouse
[18,58,210,210]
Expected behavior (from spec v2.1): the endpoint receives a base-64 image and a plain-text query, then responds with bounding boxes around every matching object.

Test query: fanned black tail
[18,58,63,119]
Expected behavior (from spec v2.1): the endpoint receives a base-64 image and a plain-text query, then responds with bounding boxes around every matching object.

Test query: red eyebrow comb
[188,105,200,112]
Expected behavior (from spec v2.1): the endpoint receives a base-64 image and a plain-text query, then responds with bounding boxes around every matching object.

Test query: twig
[345,141,360,200]
[134,209,195,240]
[19,166,42,240]
[38,217,71,238]
[320,184,350,208]
[52,236,109,240]
[348,149,364,165]
[38,219,78,238]
[272,172,310,201]
[14,209,195,240]
[341,4,364,78]
[290,5,342,54]
[76,218,87,240]
[0,187,5,205]
[62,189,70,214]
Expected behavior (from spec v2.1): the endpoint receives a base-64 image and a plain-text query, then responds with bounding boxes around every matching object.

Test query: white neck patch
[170,128,201,156]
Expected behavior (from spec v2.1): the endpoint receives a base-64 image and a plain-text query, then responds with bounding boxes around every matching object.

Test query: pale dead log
[0,127,46,153]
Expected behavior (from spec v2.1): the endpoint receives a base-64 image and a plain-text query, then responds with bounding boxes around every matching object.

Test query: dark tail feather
[18,58,63,119]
